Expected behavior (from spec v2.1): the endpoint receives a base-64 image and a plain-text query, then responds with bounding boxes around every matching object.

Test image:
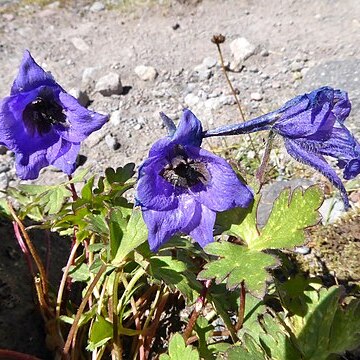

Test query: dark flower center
[161,145,210,188]
[23,93,66,136]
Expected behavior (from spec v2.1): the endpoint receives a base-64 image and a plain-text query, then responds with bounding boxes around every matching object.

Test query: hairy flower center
[23,95,66,136]
[161,146,210,188]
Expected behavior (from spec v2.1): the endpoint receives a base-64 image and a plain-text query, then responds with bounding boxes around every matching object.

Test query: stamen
[22,93,66,136]
[161,145,210,188]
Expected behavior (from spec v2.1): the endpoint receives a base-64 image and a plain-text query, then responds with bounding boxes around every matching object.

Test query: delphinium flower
[136,109,253,252]
[0,50,108,179]
[204,86,359,209]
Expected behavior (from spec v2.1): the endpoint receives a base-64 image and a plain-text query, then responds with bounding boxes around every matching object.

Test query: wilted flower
[0,50,108,179]
[204,87,359,208]
[136,109,253,252]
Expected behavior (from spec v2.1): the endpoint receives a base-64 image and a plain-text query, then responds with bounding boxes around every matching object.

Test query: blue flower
[0,50,108,179]
[204,87,358,208]
[136,109,253,252]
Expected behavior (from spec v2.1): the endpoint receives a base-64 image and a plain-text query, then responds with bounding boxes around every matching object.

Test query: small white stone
[110,110,122,126]
[134,65,158,81]
[82,67,100,89]
[95,73,123,96]
[229,37,257,71]
[68,88,90,107]
[184,93,200,107]
[289,60,304,72]
[250,92,263,101]
[202,57,217,69]
[247,150,256,159]
[193,64,212,80]
[71,37,90,52]
[90,1,105,12]
[105,134,120,150]
[271,82,281,89]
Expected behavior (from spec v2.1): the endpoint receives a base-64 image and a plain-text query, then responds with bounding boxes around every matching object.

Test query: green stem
[112,271,123,359]
[117,267,146,314]
[56,241,80,319]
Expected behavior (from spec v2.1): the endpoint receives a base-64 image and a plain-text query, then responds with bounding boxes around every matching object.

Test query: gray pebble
[250,92,263,101]
[105,134,120,150]
[68,88,90,107]
[184,93,200,107]
[290,60,304,72]
[134,65,158,81]
[110,110,122,126]
[95,73,123,96]
[0,172,9,190]
[90,2,105,12]
[193,64,212,81]
[202,57,217,69]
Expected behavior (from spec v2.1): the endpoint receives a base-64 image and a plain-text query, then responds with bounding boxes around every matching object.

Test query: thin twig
[63,263,107,355]
[213,36,260,161]
[256,130,275,187]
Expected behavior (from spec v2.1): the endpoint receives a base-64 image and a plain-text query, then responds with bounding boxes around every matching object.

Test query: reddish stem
[67,175,78,201]
[143,292,170,359]
[183,280,211,341]
[0,349,41,360]
[12,221,34,277]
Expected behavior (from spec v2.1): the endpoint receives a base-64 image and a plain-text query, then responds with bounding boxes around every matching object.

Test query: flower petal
[186,146,253,211]
[275,87,335,140]
[171,109,203,147]
[301,124,360,180]
[55,92,108,142]
[285,139,350,209]
[15,150,50,180]
[11,50,57,95]
[203,111,276,138]
[160,112,176,136]
[333,89,351,122]
[136,156,180,211]
[142,194,197,251]
[186,204,216,248]
[51,139,80,175]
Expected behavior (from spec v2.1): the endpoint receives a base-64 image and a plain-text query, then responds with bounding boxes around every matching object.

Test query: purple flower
[204,87,358,208]
[136,109,253,252]
[0,50,108,179]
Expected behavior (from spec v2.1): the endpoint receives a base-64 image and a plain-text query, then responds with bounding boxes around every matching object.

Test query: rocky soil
[0,0,360,357]
[0,0,360,190]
